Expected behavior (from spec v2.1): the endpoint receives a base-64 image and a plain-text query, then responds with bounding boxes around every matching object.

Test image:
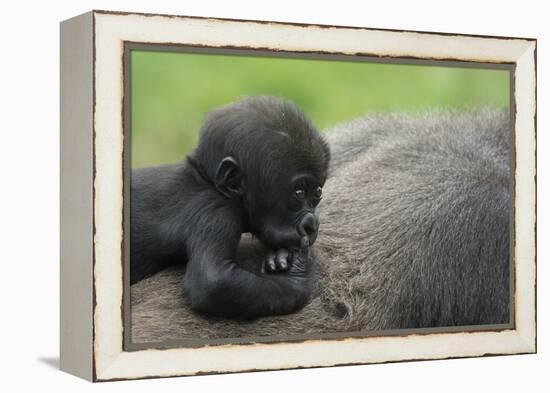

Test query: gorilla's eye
[314,187,323,198]
[295,189,306,200]
[311,187,323,207]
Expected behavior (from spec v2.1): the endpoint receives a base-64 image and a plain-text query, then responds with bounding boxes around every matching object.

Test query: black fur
[130,96,330,319]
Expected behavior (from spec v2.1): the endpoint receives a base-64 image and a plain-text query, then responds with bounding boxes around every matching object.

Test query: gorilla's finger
[300,237,311,258]
[265,251,277,273]
[275,249,289,271]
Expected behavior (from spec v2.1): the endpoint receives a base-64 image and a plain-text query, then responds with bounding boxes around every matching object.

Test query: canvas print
[126,48,512,347]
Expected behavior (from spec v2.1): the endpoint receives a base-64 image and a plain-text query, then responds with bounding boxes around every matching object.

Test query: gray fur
[131,109,510,343]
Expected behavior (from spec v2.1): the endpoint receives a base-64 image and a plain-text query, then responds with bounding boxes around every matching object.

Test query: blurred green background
[130,50,510,168]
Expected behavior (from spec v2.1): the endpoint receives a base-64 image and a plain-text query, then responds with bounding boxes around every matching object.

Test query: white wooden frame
[60,10,537,382]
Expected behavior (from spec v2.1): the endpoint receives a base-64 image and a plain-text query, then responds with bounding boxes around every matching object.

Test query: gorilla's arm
[131,163,316,319]
[182,209,315,319]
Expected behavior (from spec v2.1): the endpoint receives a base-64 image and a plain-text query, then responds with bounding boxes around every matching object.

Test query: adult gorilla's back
[317,109,510,330]
[131,109,510,342]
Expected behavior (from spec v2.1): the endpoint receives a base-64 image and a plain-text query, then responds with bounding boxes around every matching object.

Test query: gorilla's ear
[215,156,243,199]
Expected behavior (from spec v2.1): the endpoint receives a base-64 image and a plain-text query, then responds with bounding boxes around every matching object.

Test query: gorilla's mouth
[259,225,317,252]
[259,226,301,251]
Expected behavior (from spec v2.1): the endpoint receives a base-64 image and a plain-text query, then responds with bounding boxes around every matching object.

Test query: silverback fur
[131,109,510,343]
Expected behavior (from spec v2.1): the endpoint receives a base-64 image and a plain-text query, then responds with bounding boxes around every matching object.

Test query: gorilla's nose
[297,213,319,243]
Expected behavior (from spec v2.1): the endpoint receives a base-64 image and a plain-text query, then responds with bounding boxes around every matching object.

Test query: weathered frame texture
[60,10,537,382]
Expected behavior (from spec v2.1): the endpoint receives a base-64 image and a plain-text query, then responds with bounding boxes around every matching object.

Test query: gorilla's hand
[264,249,291,273]
[263,236,312,274]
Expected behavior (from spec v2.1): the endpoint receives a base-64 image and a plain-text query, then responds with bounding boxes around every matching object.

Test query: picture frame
[60,10,537,382]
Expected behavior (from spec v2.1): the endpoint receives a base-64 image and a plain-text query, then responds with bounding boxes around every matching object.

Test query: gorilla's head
[193,96,330,252]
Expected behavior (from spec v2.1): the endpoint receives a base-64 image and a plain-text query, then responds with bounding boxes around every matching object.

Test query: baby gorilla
[130,96,330,319]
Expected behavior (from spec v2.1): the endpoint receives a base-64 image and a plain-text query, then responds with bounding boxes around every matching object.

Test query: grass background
[130,50,510,168]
